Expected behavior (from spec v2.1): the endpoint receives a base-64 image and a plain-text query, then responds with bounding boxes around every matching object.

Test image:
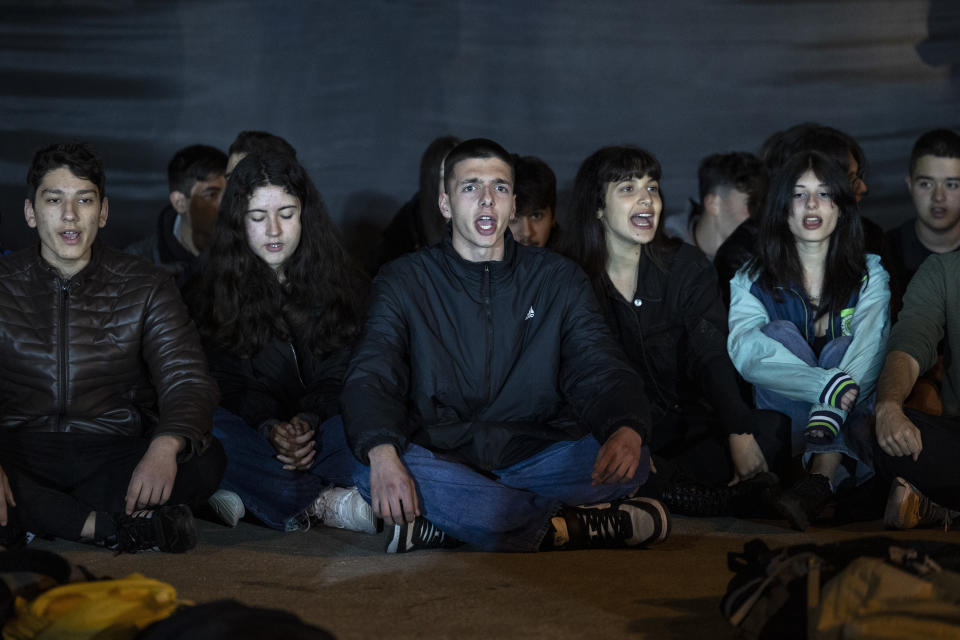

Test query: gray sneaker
[207,489,245,528]
[306,486,378,534]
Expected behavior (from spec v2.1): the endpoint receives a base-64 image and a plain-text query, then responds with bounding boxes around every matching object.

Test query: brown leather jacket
[0,243,217,458]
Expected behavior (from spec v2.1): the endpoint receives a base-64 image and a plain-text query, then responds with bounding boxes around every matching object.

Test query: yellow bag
[2,573,185,640]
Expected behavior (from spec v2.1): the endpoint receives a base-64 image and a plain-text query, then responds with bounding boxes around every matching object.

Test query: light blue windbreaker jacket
[727,253,890,425]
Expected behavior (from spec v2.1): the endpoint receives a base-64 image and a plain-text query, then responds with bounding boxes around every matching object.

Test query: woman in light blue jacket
[727,150,889,530]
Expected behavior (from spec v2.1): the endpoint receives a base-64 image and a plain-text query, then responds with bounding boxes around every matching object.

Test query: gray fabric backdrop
[2,0,959,263]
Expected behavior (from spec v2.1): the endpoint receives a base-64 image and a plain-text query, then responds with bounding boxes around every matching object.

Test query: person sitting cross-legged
[342,138,670,554]
[0,142,225,553]
[189,152,374,533]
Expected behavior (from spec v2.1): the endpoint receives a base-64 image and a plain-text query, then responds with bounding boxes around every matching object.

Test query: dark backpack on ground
[721,536,960,639]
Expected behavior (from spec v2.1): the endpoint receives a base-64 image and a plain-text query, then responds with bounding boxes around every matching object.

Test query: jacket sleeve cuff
[805,407,845,440]
[357,434,408,466]
[594,417,648,446]
[819,372,859,409]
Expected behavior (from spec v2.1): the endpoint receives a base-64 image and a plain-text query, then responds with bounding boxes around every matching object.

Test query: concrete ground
[26,514,958,639]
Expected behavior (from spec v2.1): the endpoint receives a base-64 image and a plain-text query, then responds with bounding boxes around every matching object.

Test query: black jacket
[342,235,650,471]
[602,243,752,447]
[125,205,200,289]
[205,334,349,435]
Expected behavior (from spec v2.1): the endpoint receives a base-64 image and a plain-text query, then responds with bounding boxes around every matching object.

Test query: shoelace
[117,515,159,553]
[575,508,630,548]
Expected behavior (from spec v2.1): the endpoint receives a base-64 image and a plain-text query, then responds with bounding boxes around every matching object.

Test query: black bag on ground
[721,536,960,639]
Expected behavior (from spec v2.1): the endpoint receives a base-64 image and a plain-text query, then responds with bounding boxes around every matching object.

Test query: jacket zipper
[58,279,70,429]
[483,264,492,402]
[289,343,306,388]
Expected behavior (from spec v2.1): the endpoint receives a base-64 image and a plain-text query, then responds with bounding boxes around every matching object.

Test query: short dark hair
[227,131,297,160]
[513,155,557,215]
[760,122,866,183]
[26,142,105,203]
[909,128,960,177]
[167,144,227,195]
[692,152,768,221]
[443,138,514,194]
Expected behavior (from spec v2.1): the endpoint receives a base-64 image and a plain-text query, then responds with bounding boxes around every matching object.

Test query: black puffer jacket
[343,235,650,470]
[0,243,217,457]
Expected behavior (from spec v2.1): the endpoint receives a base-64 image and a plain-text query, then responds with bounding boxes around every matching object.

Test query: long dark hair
[748,150,864,319]
[561,145,680,304]
[195,153,364,358]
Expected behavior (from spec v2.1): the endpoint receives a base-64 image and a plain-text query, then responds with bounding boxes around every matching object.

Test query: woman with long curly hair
[562,145,787,520]
[728,150,889,530]
[191,152,374,534]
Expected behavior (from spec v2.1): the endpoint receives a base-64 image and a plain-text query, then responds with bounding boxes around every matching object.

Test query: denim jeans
[354,435,650,552]
[213,408,364,530]
[754,320,874,488]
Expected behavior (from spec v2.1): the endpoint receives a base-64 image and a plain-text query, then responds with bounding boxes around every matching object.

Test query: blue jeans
[753,320,874,488]
[354,436,650,552]
[213,408,364,530]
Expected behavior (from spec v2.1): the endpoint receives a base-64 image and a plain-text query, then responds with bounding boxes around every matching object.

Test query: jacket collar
[439,226,518,288]
[31,238,103,287]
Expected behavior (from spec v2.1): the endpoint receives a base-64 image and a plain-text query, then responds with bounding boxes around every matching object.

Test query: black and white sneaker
[555,498,671,550]
[385,516,462,554]
[109,504,198,553]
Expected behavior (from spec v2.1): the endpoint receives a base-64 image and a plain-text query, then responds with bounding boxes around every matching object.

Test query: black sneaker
[110,505,198,553]
[556,498,670,550]
[385,517,462,554]
[774,473,832,531]
[661,472,780,518]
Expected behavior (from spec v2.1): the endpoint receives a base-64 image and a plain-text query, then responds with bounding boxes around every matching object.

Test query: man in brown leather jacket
[0,143,225,553]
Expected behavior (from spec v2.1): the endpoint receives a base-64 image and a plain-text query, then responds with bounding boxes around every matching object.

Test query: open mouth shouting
[802,215,823,230]
[630,211,655,230]
[475,215,498,236]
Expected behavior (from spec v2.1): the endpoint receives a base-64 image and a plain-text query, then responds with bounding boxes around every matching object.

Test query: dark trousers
[873,408,960,511]
[645,408,792,490]
[0,431,225,541]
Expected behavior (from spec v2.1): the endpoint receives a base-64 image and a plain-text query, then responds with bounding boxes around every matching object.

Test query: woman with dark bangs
[191,152,375,534]
[562,145,787,518]
[728,150,889,530]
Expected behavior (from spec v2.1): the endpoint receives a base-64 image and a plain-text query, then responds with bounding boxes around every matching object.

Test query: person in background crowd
[125,144,226,287]
[509,154,560,248]
[665,152,767,261]
[225,130,297,179]
[372,135,461,271]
